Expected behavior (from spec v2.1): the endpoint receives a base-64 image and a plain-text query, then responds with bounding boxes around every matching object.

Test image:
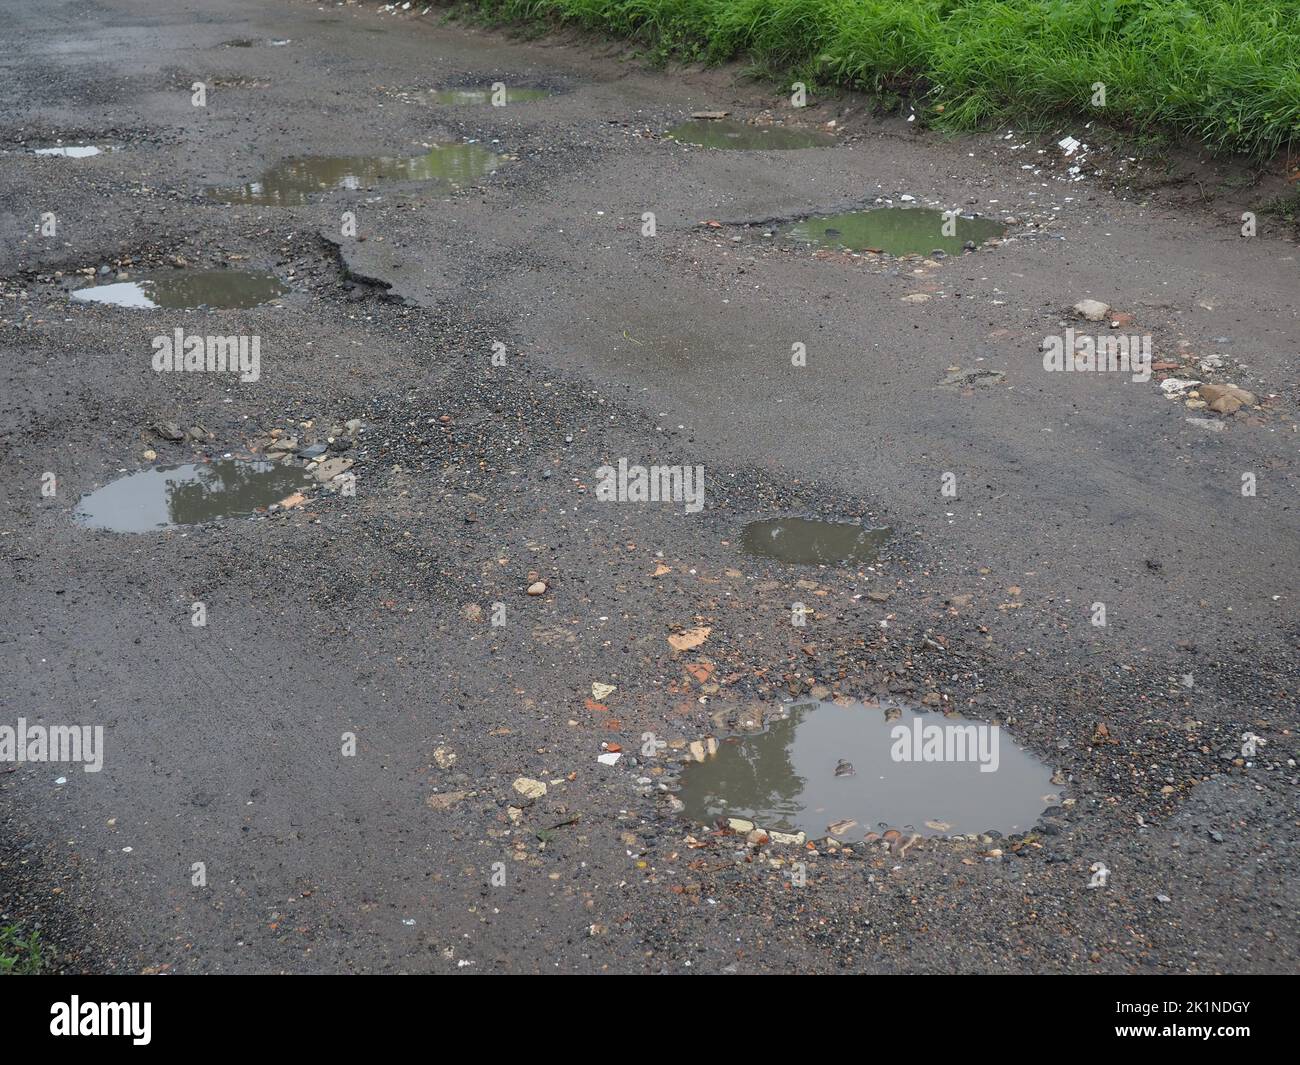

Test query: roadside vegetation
[448,0,1300,159]
[0,924,46,975]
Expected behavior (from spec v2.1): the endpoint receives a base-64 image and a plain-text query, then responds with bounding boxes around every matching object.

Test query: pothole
[205,145,504,205]
[782,208,1004,256]
[70,270,288,309]
[74,460,312,532]
[676,698,1056,840]
[666,119,834,150]
[218,37,291,47]
[429,87,552,105]
[30,144,116,157]
[741,517,891,566]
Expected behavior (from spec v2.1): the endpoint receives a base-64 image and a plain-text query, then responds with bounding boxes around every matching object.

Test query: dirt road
[2,0,1297,973]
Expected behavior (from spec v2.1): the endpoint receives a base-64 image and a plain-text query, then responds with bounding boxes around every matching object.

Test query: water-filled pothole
[75,460,312,532]
[677,699,1056,839]
[667,119,834,150]
[70,270,288,309]
[741,518,891,566]
[31,145,115,157]
[783,208,1004,256]
[219,37,291,47]
[205,145,504,205]
[429,87,552,105]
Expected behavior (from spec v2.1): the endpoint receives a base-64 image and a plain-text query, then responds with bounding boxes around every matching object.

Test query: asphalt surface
[1,0,1297,974]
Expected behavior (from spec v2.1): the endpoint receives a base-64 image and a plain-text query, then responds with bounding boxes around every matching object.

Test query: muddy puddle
[74,460,311,532]
[429,87,552,105]
[784,207,1004,256]
[206,145,503,205]
[667,119,834,150]
[677,699,1056,839]
[70,271,288,309]
[741,517,891,566]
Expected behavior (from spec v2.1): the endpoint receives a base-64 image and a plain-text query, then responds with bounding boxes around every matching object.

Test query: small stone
[1073,298,1110,322]
[433,746,456,769]
[141,449,157,461]
[827,819,857,836]
[1199,383,1256,414]
[746,829,769,846]
[526,581,547,595]
[312,456,353,482]
[425,791,466,811]
[768,830,805,846]
[512,777,546,800]
[687,737,718,762]
[727,818,755,833]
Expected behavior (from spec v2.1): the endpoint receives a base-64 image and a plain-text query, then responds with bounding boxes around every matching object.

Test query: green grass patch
[444,0,1300,159]
[1260,185,1300,221]
[0,924,46,975]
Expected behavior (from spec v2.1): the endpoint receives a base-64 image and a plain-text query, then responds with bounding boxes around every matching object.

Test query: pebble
[527,581,547,595]
[512,777,547,800]
[1073,298,1110,321]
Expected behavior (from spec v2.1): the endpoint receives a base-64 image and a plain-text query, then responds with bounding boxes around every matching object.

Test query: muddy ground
[1,0,1297,974]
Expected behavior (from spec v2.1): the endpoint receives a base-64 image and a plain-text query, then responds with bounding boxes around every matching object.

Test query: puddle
[784,208,1004,256]
[219,38,288,47]
[666,119,834,150]
[205,145,503,205]
[32,145,113,158]
[741,518,891,566]
[677,699,1056,839]
[70,271,288,309]
[74,461,311,532]
[429,87,552,105]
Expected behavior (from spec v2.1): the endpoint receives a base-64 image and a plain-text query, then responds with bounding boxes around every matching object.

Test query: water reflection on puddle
[666,119,834,150]
[70,270,288,309]
[741,518,891,566]
[677,699,1055,839]
[205,144,504,205]
[783,207,1004,256]
[32,145,114,157]
[74,460,311,532]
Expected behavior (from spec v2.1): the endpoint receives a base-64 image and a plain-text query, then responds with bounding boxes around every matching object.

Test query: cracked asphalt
[1,0,1297,974]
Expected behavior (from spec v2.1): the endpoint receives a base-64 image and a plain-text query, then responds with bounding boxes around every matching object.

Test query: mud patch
[74,460,311,532]
[70,271,288,309]
[741,517,891,566]
[205,145,504,205]
[784,208,1004,256]
[667,119,834,150]
[676,699,1055,839]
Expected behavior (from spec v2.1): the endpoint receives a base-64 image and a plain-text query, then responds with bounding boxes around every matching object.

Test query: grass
[0,924,46,975]
[1260,186,1300,221]
[442,0,1300,159]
